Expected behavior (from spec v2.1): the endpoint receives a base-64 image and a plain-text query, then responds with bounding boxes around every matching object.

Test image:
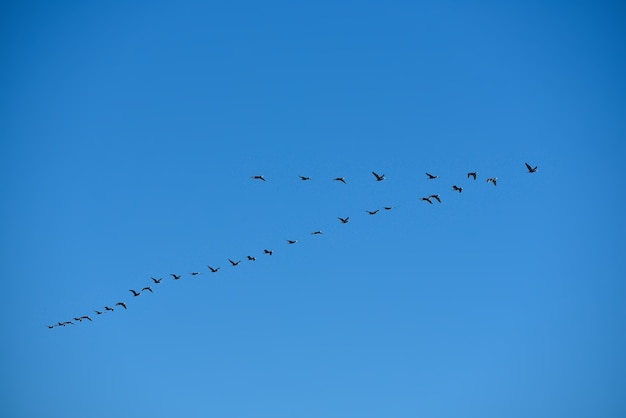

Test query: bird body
[333,177,347,184]
[452,185,463,192]
[130,289,141,297]
[81,316,92,322]
[287,240,298,244]
[372,171,385,181]
[94,310,104,315]
[384,206,393,210]
[467,172,477,180]
[208,266,221,272]
[429,194,441,203]
[338,217,350,224]
[311,230,323,235]
[251,175,266,181]
[426,172,439,179]
[487,177,497,186]
[151,277,162,284]
[264,249,273,256]
[104,306,114,312]
[142,286,153,293]
[525,162,538,173]
[115,302,127,310]
[299,175,311,181]
[228,259,241,266]
[421,197,433,204]
[190,272,201,276]
[247,256,256,261]
[170,273,182,280]
[366,210,379,215]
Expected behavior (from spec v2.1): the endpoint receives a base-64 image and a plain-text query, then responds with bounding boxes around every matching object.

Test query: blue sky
[1,1,625,417]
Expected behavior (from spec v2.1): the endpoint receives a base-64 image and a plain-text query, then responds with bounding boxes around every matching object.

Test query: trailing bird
[467,172,477,180]
[338,216,350,224]
[247,256,256,261]
[94,310,104,315]
[487,177,497,186]
[116,302,127,310]
[129,289,141,297]
[47,325,55,329]
[366,210,379,215]
[287,239,299,244]
[190,272,201,276]
[81,316,92,322]
[525,162,538,173]
[170,273,182,280]
[384,206,393,210]
[73,317,83,322]
[142,286,153,293]
[57,322,65,327]
[452,185,463,192]
[251,175,266,181]
[299,175,311,181]
[104,306,114,312]
[63,321,74,325]
[228,259,241,266]
[426,172,439,179]
[151,277,162,284]
[208,266,220,272]
[372,171,385,181]
[429,194,441,203]
[264,249,273,256]
[311,230,323,235]
[333,177,347,184]
[421,197,433,204]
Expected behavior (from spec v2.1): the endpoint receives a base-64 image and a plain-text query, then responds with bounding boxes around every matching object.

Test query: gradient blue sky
[1,1,625,417]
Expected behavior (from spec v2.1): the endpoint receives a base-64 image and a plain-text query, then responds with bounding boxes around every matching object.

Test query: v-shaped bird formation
[47,163,538,329]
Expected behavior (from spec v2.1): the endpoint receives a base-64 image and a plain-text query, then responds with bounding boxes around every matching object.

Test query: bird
[263,249,273,256]
[228,258,241,266]
[170,273,182,280]
[247,256,256,261]
[63,321,74,325]
[208,266,220,272]
[190,272,201,276]
[94,310,104,315]
[372,171,385,181]
[287,240,298,244]
[142,286,153,293]
[338,216,350,224]
[80,316,92,322]
[452,185,463,192]
[487,177,497,186]
[129,289,141,297]
[57,322,66,327]
[47,325,55,329]
[299,175,311,181]
[151,277,162,284]
[384,206,393,210]
[104,306,114,312]
[421,197,433,204]
[426,172,439,179]
[115,302,127,310]
[366,210,379,215]
[73,317,83,322]
[311,230,323,235]
[333,177,347,184]
[525,162,538,173]
[429,194,441,203]
[251,175,266,181]
[467,172,477,180]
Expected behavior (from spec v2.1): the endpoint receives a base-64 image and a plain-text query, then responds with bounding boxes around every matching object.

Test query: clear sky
[1,1,625,417]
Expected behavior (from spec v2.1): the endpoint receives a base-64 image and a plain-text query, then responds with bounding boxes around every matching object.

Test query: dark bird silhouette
[81,316,92,322]
[525,162,538,173]
[333,177,347,184]
[129,289,141,297]
[73,317,83,322]
[63,321,74,325]
[57,322,66,327]
[94,310,104,315]
[467,172,477,180]
[170,273,182,280]
[452,185,463,192]
[228,258,241,266]
[311,230,323,235]
[247,256,256,261]
[299,175,311,181]
[384,206,393,210]
[487,177,497,186]
[115,302,127,310]
[426,172,439,179]
[47,325,55,329]
[251,175,266,181]
[338,216,350,224]
[151,277,162,284]
[372,171,385,181]
[287,239,298,244]
[421,197,433,204]
[104,306,114,312]
[208,266,220,272]
[366,210,379,215]
[142,286,153,293]
[429,194,441,203]
[190,272,201,276]
[263,249,273,256]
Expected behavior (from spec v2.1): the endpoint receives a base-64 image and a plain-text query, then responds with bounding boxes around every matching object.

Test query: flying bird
[57,322,66,327]
[467,172,477,180]
[47,325,55,329]
[247,256,256,261]
[384,206,393,210]
[338,216,350,224]
[208,266,220,272]
[170,273,182,280]
[372,171,385,181]
[333,177,347,184]
[299,175,311,181]
[80,316,92,322]
[129,289,141,297]
[115,302,127,310]
[311,230,323,235]
[94,310,104,315]
[366,210,379,215]
[190,272,201,276]
[487,177,497,186]
[104,306,114,312]
[228,259,241,266]
[421,197,433,204]
[151,277,162,284]
[263,249,273,256]
[452,185,463,192]
[426,172,439,179]
[142,286,153,293]
[251,175,266,181]
[287,240,299,244]
[73,317,83,322]
[525,162,538,173]
[429,194,441,203]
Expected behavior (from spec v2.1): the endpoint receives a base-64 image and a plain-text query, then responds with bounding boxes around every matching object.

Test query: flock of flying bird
[47,163,539,329]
